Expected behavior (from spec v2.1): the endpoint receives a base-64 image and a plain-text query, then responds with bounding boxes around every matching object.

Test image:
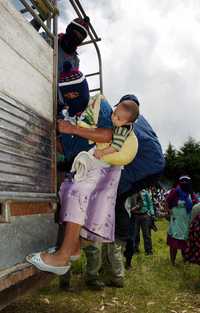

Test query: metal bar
[40,0,59,15]
[47,17,51,31]
[20,6,35,14]
[79,38,101,46]
[0,192,57,200]
[70,0,98,40]
[46,16,53,46]
[52,0,58,194]
[69,0,82,18]
[91,37,103,93]
[74,0,99,40]
[18,0,54,40]
[89,88,101,93]
[85,72,100,78]
[69,0,103,93]
[0,201,10,223]
[28,0,59,15]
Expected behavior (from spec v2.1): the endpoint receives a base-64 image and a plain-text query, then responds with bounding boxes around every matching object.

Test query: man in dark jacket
[57,94,165,289]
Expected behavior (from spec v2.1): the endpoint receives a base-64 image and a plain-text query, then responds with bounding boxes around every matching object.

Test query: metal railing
[19,0,58,44]
[69,0,103,94]
[19,0,103,94]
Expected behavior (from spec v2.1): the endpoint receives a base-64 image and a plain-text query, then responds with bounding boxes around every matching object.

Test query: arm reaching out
[57,120,112,143]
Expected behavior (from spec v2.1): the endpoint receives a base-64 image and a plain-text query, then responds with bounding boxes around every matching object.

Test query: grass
[2,220,200,313]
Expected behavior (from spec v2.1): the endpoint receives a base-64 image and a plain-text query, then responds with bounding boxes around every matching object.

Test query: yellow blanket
[77,94,138,166]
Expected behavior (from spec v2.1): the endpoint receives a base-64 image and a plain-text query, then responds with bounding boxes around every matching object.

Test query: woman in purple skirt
[26,97,139,275]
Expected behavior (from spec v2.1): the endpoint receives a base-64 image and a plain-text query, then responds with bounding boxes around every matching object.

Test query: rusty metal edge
[0,263,53,311]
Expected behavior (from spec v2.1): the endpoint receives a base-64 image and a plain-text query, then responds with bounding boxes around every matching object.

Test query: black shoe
[85,279,105,291]
[125,264,132,271]
[145,251,153,256]
[106,279,124,288]
[59,272,71,291]
[125,260,132,270]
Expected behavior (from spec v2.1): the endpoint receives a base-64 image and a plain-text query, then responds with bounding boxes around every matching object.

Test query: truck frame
[0,0,103,310]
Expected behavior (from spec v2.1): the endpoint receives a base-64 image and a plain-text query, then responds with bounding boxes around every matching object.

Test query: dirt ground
[2,220,200,313]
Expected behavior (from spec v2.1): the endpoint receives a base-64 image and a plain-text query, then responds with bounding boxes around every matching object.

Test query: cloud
[10,0,200,151]
[57,0,200,151]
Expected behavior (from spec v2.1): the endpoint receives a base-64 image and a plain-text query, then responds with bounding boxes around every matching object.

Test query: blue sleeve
[97,98,113,129]
[61,98,113,162]
[118,115,165,195]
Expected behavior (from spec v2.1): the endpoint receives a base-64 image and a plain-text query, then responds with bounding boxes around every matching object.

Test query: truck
[0,0,102,309]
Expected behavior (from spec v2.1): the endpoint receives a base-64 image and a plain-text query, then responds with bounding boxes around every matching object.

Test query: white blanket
[71,149,109,182]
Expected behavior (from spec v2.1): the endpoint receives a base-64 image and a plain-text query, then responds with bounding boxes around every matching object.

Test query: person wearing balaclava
[166,176,193,265]
[30,13,89,75]
[58,17,90,75]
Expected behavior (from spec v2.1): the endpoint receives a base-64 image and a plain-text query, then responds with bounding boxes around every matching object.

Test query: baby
[94,99,139,159]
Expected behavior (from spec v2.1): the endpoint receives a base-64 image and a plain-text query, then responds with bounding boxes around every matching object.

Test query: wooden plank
[0,264,53,310]
[0,0,52,82]
[0,263,37,292]
[0,1,53,121]
[10,202,55,216]
[0,39,53,121]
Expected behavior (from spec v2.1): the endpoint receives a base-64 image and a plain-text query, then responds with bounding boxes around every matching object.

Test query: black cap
[119,94,140,106]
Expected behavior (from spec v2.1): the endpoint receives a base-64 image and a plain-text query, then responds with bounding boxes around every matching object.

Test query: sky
[11,0,200,152]
[57,0,200,152]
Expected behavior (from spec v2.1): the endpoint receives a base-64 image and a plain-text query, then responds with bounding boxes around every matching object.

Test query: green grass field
[2,220,200,313]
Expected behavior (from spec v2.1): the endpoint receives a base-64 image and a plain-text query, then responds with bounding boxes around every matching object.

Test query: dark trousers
[134,215,152,254]
[125,214,153,264]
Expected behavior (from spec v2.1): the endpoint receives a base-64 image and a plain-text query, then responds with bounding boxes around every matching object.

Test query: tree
[177,137,200,191]
[164,142,178,181]
[164,138,200,191]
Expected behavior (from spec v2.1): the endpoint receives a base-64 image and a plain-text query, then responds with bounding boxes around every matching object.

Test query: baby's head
[112,95,140,127]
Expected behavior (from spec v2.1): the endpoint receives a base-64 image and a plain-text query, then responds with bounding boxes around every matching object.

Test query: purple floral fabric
[59,165,121,242]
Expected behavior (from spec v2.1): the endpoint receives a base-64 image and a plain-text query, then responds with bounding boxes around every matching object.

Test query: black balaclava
[61,17,89,54]
[179,176,192,193]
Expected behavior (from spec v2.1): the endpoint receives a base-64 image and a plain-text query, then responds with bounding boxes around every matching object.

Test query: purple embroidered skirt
[59,165,121,242]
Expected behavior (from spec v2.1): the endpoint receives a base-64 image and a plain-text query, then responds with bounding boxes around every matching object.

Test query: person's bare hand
[57,120,75,134]
[94,149,104,159]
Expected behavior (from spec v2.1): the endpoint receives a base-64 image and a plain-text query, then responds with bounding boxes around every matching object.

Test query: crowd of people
[26,16,199,290]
